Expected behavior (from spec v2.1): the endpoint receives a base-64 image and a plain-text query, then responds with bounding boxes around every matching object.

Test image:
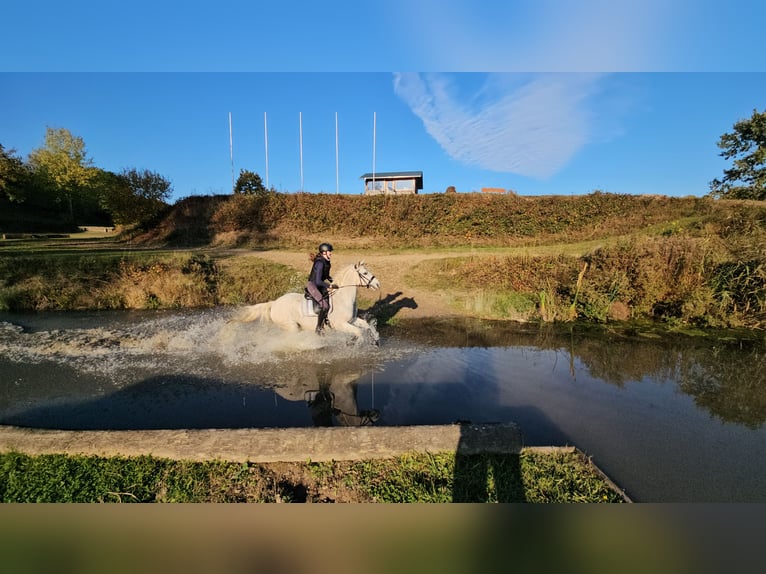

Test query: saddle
[303,289,322,315]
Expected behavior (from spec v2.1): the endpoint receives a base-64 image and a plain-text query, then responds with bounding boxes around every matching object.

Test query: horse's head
[353,260,380,290]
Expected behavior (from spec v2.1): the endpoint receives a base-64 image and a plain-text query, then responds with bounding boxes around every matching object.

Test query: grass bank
[0,250,301,311]
[2,192,764,330]
[0,449,626,503]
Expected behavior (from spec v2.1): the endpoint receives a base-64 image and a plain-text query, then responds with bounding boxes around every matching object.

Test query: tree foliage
[27,127,96,220]
[234,169,268,196]
[0,144,31,203]
[99,168,172,225]
[709,108,766,201]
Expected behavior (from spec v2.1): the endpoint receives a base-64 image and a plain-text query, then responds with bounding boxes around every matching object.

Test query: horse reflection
[271,364,379,427]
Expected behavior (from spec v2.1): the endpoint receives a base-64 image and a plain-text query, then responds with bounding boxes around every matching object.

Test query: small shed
[360,171,423,195]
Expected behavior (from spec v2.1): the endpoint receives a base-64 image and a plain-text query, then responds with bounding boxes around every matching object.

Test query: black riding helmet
[319,243,333,253]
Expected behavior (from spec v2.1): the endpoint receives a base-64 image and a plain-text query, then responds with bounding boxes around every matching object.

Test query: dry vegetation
[2,191,765,330]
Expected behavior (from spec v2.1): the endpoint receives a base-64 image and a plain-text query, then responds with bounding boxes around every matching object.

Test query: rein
[330,267,376,293]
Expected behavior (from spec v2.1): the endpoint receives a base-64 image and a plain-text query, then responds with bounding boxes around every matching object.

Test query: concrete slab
[0,423,523,463]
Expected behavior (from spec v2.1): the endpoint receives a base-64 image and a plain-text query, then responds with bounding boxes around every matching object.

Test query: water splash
[0,308,408,388]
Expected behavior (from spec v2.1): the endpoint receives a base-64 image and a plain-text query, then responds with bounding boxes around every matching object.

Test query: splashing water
[0,307,408,389]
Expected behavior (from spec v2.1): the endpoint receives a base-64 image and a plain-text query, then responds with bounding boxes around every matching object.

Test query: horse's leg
[351,316,380,345]
[330,319,364,337]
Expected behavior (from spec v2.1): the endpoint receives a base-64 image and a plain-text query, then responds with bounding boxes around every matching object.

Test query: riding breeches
[306,282,329,310]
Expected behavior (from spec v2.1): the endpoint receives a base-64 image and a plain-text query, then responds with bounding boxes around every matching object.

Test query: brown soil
[250,248,465,319]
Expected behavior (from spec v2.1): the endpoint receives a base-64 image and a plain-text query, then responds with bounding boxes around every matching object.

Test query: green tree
[99,168,171,225]
[234,169,268,196]
[0,144,31,203]
[27,127,96,220]
[709,109,766,201]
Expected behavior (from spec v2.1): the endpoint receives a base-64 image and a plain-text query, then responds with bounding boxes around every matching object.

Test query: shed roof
[359,171,423,180]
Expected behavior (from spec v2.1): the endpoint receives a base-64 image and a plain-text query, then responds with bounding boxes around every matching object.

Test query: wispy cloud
[383,0,680,72]
[393,73,608,179]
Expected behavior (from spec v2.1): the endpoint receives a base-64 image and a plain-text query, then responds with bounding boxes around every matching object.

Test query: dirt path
[250,248,464,319]
[245,241,605,320]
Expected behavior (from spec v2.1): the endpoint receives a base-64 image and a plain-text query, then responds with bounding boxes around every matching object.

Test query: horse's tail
[235,301,273,323]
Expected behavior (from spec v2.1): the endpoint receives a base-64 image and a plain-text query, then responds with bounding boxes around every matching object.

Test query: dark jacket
[308,256,332,289]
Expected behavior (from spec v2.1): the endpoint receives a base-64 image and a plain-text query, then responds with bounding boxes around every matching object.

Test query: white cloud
[383,0,680,72]
[393,72,606,179]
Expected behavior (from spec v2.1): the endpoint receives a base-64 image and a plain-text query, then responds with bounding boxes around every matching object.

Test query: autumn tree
[709,109,766,201]
[27,127,96,220]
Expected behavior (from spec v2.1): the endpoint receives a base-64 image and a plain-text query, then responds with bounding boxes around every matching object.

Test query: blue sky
[2,2,765,203]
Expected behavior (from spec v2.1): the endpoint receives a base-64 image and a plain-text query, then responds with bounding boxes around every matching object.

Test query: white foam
[0,310,414,388]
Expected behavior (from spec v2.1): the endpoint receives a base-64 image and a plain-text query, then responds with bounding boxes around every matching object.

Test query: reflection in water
[2,312,764,429]
[0,309,396,430]
[1,310,766,501]
[389,317,766,428]
[269,361,381,427]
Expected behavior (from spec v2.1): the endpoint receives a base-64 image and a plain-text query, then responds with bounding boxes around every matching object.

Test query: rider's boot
[315,308,328,334]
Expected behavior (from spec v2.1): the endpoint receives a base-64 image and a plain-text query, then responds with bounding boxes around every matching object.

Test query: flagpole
[299,111,304,192]
[264,112,269,190]
[229,112,234,192]
[335,112,339,195]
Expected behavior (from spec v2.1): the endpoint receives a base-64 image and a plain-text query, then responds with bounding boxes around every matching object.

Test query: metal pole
[264,112,269,190]
[335,112,339,195]
[372,111,376,194]
[229,112,234,192]
[299,111,304,192]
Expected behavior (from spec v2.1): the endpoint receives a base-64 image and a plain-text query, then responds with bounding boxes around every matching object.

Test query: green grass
[0,450,626,503]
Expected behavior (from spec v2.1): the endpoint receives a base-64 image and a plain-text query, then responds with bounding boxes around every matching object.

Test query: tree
[27,127,96,220]
[234,169,268,196]
[0,144,30,203]
[709,109,766,201]
[99,168,172,225]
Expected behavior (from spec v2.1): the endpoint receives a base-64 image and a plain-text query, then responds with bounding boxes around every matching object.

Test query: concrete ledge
[0,423,523,464]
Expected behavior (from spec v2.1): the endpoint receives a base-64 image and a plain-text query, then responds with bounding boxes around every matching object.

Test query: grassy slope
[3,192,764,329]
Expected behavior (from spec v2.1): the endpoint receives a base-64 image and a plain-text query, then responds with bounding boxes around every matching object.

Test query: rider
[307,242,337,334]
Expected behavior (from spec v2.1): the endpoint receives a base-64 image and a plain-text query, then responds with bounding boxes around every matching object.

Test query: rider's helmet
[319,243,333,253]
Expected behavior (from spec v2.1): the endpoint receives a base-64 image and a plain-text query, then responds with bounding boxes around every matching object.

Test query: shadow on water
[1,362,382,431]
[2,375,296,430]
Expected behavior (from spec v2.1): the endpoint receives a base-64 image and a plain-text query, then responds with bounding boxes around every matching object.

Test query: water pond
[1,309,764,502]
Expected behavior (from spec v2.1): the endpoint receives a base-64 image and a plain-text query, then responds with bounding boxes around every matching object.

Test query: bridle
[356,267,377,289]
[329,265,377,293]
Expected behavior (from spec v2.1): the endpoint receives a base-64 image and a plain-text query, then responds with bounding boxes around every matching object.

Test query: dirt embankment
[249,248,472,320]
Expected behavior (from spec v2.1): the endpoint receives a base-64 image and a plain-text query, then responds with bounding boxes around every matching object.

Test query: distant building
[360,171,423,195]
